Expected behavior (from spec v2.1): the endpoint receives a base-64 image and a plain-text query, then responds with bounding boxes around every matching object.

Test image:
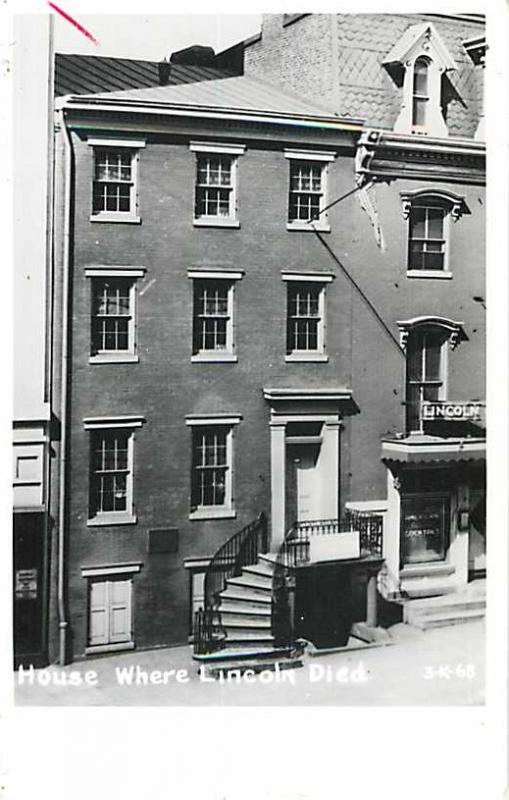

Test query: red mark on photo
[48,2,100,46]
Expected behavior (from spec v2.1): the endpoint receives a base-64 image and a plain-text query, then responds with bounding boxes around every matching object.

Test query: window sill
[90,213,141,224]
[189,508,237,521]
[285,353,329,363]
[87,513,137,527]
[85,642,135,655]
[407,270,453,280]
[286,222,330,233]
[191,353,238,363]
[89,353,139,364]
[193,218,240,229]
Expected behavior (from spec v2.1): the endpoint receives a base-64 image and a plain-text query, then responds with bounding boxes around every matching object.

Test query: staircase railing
[271,511,384,646]
[193,512,268,655]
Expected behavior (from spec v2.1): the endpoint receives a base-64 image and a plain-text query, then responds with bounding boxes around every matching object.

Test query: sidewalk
[14,619,484,706]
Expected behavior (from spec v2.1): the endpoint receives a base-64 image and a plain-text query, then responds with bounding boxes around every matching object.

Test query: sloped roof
[70,74,354,121]
[55,53,234,97]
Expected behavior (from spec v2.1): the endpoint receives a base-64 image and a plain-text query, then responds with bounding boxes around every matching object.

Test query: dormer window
[383,22,456,137]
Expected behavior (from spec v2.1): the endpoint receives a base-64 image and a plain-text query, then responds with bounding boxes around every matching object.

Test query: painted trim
[285,353,329,363]
[187,269,244,280]
[189,508,237,521]
[193,219,240,229]
[90,213,141,224]
[281,271,334,282]
[286,222,331,232]
[407,270,453,280]
[87,513,138,527]
[89,354,140,364]
[263,387,352,402]
[85,266,146,277]
[185,415,241,426]
[83,415,145,429]
[81,563,142,577]
[284,148,335,161]
[190,141,246,155]
[191,354,238,363]
[87,136,146,148]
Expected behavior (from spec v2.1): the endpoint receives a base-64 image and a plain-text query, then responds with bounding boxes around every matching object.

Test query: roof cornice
[355,129,485,186]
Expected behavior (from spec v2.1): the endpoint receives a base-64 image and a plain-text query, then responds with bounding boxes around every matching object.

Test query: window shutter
[89,581,109,646]
[109,579,132,643]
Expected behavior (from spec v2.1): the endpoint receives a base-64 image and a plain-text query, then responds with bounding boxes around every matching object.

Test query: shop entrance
[400,493,450,565]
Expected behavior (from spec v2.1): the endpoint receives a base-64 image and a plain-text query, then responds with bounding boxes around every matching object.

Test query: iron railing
[193,512,268,655]
[271,511,384,646]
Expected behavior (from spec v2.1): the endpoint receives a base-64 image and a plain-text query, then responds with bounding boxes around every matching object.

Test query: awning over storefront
[381,434,486,465]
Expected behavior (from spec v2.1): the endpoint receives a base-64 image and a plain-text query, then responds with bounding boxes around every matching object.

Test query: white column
[269,421,286,551]
[384,468,401,579]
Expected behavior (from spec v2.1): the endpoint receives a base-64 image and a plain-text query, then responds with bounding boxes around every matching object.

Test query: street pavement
[14,619,484,706]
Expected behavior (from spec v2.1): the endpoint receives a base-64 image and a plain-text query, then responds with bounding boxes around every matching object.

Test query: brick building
[46,13,485,664]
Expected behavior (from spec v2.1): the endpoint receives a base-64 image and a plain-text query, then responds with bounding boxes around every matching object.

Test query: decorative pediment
[383,22,457,72]
[397,316,467,352]
[400,189,470,222]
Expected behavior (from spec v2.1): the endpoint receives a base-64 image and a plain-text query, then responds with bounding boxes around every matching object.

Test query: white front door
[295,446,321,522]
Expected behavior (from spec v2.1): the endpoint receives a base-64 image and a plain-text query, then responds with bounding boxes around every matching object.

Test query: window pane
[413,59,428,95]
[423,250,444,270]
[424,335,442,380]
[427,207,444,239]
[407,337,423,381]
[410,207,426,239]
[412,97,427,126]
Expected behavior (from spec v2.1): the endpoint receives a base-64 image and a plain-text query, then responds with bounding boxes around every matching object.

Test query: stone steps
[409,608,485,630]
[404,579,486,629]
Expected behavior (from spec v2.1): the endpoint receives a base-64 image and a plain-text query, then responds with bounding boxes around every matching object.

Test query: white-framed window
[186,415,241,519]
[282,272,333,361]
[82,563,141,654]
[188,269,243,362]
[408,201,447,272]
[85,267,145,362]
[405,328,447,433]
[84,416,144,526]
[190,142,245,227]
[88,137,145,223]
[284,149,334,231]
[401,190,469,279]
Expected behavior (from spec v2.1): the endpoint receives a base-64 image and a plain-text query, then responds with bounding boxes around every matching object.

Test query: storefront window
[401,493,450,565]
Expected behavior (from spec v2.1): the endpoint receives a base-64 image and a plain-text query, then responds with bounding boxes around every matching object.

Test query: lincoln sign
[421,401,485,422]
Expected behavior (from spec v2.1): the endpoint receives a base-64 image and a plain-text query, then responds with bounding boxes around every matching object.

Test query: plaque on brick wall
[147,528,179,554]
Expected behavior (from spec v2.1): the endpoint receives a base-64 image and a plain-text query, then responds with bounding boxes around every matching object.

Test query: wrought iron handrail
[193,512,268,655]
[271,511,384,646]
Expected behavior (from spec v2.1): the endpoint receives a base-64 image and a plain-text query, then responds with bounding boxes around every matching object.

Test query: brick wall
[62,126,485,656]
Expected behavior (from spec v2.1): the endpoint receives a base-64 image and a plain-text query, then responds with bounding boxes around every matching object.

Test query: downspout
[56,103,72,664]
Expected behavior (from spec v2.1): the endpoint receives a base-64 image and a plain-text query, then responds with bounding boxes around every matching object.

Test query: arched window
[412,57,430,128]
